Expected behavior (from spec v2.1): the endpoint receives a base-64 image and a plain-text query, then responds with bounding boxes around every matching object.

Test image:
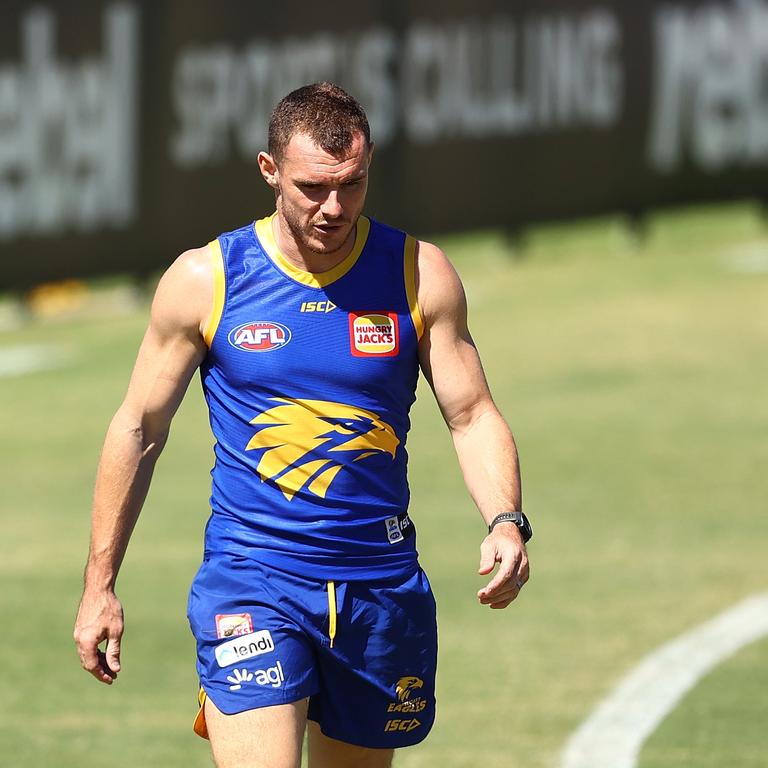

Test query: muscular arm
[74,248,212,683]
[416,241,529,609]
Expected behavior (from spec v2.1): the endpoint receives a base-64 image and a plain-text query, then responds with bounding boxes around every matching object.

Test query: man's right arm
[73,247,213,684]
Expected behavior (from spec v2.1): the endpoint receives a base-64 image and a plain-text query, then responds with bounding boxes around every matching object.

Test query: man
[74,82,530,768]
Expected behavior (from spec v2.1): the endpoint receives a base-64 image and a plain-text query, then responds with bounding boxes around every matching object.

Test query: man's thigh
[205,695,308,768]
[307,722,393,768]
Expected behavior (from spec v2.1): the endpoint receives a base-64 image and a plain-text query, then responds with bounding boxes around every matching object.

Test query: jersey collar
[254,213,370,288]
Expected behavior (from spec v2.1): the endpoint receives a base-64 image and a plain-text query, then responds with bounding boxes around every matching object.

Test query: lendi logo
[215,629,275,668]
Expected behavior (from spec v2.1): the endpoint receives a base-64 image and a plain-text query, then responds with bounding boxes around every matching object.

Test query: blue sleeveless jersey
[199,214,424,580]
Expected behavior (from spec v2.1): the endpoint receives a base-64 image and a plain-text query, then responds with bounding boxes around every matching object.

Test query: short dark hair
[268,82,371,164]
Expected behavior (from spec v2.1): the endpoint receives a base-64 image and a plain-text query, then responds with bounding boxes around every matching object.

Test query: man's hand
[477,523,530,609]
[73,590,125,684]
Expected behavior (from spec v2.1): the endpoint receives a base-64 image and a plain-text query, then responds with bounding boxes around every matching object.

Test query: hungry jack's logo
[349,312,399,357]
[246,398,399,500]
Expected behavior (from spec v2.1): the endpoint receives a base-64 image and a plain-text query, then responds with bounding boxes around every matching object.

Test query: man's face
[267,131,372,258]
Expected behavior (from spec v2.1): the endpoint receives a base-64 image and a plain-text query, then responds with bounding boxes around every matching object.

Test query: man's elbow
[140,426,170,458]
[110,408,170,456]
[445,400,499,437]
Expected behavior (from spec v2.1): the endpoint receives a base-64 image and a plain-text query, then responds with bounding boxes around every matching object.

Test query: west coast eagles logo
[387,676,427,714]
[245,398,399,500]
[396,677,424,702]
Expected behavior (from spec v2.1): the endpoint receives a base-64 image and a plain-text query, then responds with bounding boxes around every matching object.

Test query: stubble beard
[283,205,356,257]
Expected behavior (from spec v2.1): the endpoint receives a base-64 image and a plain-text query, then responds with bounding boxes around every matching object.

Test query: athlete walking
[74,83,530,768]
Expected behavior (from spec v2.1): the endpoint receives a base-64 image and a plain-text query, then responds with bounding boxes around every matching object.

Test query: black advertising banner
[2,0,768,289]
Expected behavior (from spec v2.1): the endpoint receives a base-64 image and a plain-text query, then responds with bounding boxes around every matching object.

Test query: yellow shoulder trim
[254,213,370,288]
[404,235,424,339]
[202,239,225,348]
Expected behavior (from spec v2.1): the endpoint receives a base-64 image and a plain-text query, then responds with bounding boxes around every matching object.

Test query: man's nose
[320,190,342,219]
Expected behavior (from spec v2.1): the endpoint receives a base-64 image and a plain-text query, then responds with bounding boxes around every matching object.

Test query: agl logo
[229,321,291,352]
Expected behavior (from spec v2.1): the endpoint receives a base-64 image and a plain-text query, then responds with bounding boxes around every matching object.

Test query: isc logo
[300,301,336,313]
[228,321,291,352]
[384,718,421,733]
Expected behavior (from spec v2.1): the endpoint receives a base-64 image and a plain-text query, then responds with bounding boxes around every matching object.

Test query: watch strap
[488,511,533,542]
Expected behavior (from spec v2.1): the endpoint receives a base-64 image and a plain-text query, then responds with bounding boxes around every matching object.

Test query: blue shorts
[187,554,437,749]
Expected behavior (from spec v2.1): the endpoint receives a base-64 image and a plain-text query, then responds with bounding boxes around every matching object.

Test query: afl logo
[228,321,292,352]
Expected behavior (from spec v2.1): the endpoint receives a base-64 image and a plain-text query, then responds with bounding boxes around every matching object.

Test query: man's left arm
[416,240,529,609]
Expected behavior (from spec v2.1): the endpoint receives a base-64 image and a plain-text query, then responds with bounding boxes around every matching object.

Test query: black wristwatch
[488,511,533,542]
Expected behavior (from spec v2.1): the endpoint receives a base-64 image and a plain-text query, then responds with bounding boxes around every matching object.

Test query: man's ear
[367,141,375,168]
[257,151,279,189]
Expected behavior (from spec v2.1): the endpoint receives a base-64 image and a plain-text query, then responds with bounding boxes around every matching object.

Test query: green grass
[639,638,768,768]
[1,202,767,767]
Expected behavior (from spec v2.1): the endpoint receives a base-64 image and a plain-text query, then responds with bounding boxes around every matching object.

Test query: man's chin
[305,226,353,255]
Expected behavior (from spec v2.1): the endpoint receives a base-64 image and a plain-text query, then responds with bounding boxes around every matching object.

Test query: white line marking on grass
[560,591,768,768]
[0,345,69,378]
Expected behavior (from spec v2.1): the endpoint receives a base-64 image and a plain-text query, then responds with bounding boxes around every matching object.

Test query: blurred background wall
[2,0,768,290]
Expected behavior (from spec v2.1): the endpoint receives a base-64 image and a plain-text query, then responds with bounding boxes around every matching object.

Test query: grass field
[1,203,766,767]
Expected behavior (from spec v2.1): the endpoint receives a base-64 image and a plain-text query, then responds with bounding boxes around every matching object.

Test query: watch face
[518,513,533,542]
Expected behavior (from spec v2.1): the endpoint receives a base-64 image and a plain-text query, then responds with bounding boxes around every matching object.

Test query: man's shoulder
[413,240,463,328]
[150,245,216,340]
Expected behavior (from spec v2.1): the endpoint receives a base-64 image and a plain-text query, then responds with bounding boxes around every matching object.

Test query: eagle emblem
[395,676,424,702]
[245,397,399,501]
